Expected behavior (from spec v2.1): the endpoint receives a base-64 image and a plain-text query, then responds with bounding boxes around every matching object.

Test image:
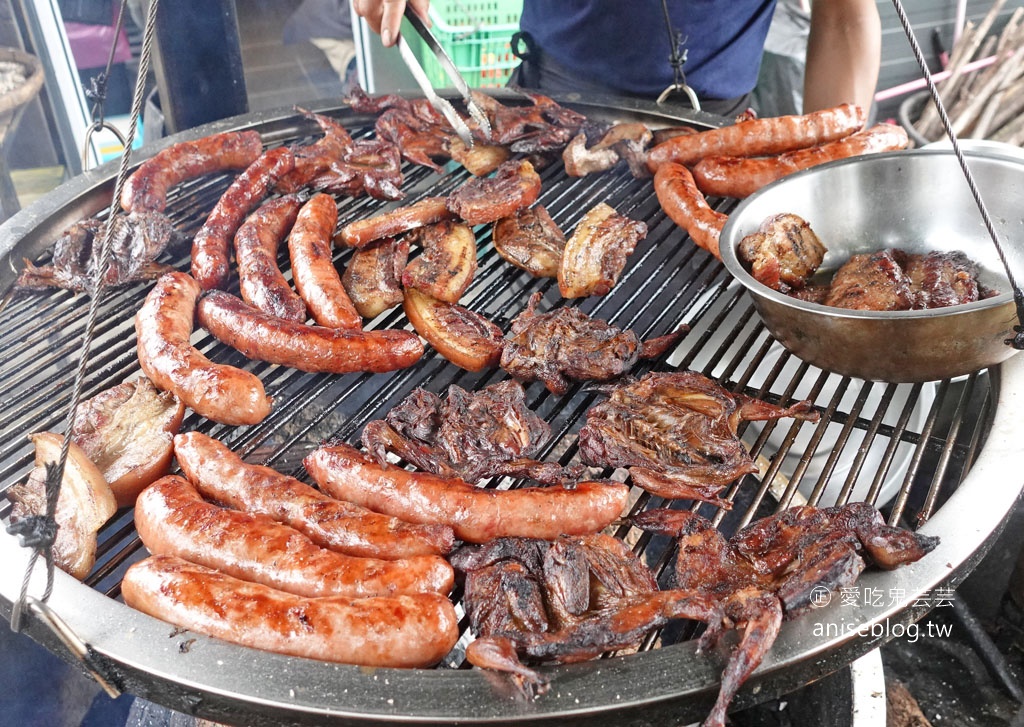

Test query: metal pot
[719,149,1024,382]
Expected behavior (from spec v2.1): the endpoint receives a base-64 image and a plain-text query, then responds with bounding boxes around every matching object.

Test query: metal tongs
[395,6,493,147]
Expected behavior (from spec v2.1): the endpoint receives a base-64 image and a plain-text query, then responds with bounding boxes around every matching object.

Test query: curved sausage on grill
[654,162,726,260]
[337,196,454,249]
[191,146,295,290]
[122,554,459,668]
[135,271,272,426]
[304,442,629,543]
[691,123,910,199]
[134,475,454,598]
[234,194,306,322]
[645,103,866,172]
[173,431,455,559]
[120,130,264,213]
[197,290,423,374]
[288,192,362,329]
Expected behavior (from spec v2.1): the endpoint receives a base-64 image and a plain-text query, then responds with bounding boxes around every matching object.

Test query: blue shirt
[519,0,777,100]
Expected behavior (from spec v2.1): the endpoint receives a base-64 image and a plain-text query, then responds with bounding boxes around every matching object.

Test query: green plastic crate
[404,0,523,89]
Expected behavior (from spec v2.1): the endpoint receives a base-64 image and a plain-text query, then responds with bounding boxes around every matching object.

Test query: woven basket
[0,47,45,143]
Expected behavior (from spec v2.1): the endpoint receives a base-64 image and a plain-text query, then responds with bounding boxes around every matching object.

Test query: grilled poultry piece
[469,88,587,154]
[737,213,826,293]
[453,534,719,692]
[361,379,580,486]
[577,371,818,506]
[633,502,939,727]
[16,212,181,293]
[499,293,686,395]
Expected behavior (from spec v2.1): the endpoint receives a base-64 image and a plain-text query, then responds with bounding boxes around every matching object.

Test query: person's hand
[353,0,432,47]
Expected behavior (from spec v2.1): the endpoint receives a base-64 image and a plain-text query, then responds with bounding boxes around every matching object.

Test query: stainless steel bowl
[719,149,1024,382]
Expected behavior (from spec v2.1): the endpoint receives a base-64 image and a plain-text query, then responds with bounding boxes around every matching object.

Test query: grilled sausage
[122,554,459,668]
[134,475,454,598]
[173,431,455,559]
[197,290,423,374]
[235,194,306,322]
[191,146,295,290]
[135,272,272,426]
[646,103,866,173]
[304,442,630,543]
[120,130,264,214]
[336,196,454,249]
[691,123,911,199]
[654,162,727,260]
[288,193,362,329]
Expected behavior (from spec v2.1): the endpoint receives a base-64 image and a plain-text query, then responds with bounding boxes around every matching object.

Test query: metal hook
[656,83,702,111]
[82,120,128,171]
[17,597,123,698]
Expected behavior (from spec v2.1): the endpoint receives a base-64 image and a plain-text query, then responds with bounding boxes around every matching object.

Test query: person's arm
[803,0,881,113]
[352,0,431,46]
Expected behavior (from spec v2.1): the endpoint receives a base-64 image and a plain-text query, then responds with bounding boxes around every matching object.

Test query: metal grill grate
[0,98,1012,726]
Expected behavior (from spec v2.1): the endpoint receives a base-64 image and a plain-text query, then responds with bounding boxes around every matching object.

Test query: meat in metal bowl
[718,149,1024,382]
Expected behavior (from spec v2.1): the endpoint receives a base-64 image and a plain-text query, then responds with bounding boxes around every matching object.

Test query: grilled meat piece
[402,287,504,371]
[342,236,409,319]
[401,220,478,303]
[492,204,566,278]
[447,159,542,225]
[633,503,938,727]
[824,248,914,311]
[16,212,180,293]
[558,203,647,298]
[578,371,818,506]
[361,379,579,486]
[7,433,117,581]
[821,247,987,311]
[903,250,985,308]
[737,213,826,292]
[71,377,185,508]
[499,293,686,395]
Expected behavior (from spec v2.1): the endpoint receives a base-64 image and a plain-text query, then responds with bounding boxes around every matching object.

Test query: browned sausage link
[198,290,423,373]
[654,162,727,260]
[645,103,866,173]
[173,431,455,559]
[191,146,295,291]
[235,195,306,322]
[692,123,911,199]
[336,196,454,248]
[304,442,630,543]
[134,475,454,598]
[135,272,272,426]
[122,555,459,668]
[288,193,361,329]
[121,130,264,213]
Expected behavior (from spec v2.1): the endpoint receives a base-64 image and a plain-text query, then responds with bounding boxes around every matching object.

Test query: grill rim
[1,95,1019,726]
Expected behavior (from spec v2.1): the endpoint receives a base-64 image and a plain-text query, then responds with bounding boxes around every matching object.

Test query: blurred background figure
[285,0,358,94]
